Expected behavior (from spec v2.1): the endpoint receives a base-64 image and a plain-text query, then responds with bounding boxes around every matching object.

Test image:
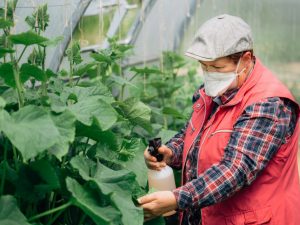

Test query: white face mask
[203,58,245,97]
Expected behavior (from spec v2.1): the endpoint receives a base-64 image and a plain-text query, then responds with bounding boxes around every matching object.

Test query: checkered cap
[185,14,253,61]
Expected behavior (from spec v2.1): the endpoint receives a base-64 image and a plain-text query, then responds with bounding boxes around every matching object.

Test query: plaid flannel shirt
[166,86,297,225]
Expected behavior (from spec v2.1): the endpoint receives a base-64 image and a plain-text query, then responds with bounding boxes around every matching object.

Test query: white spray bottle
[147,138,176,216]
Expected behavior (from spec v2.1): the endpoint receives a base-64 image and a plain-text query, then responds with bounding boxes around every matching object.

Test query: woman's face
[199,52,253,92]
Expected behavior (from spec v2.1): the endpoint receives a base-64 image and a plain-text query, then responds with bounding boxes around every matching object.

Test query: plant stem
[84,137,90,154]
[46,207,65,225]
[28,201,72,222]
[12,146,19,171]
[17,46,27,64]
[0,138,8,196]
[78,214,87,225]
[41,46,47,96]
[163,115,168,130]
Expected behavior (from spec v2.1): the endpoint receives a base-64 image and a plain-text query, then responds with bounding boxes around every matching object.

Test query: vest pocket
[225,206,272,225]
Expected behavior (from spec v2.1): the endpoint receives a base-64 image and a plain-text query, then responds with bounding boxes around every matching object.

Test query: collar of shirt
[213,88,239,105]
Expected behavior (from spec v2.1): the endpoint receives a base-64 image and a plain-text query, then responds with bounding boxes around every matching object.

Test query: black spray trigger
[148,137,163,162]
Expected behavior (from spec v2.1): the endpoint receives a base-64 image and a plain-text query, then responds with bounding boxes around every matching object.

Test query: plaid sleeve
[165,122,188,169]
[173,97,298,210]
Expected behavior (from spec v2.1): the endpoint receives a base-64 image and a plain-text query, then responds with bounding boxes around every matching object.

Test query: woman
[138,14,300,225]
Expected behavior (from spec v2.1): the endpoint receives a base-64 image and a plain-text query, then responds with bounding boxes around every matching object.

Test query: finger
[144,214,157,222]
[144,150,158,162]
[147,161,166,170]
[158,145,172,155]
[138,194,156,205]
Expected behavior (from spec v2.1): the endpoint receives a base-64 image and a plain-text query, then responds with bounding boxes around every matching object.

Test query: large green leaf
[90,137,147,187]
[9,31,49,46]
[66,178,121,225]
[66,41,82,65]
[0,63,16,88]
[90,52,112,64]
[114,98,152,132]
[20,63,46,82]
[48,93,66,113]
[162,106,187,119]
[121,139,148,187]
[108,75,137,88]
[14,164,56,203]
[73,62,97,77]
[29,158,61,189]
[0,96,6,108]
[48,110,76,160]
[144,217,166,225]
[0,47,15,58]
[0,18,14,29]
[68,96,118,131]
[41,36,64,47]
[70,156,144,225]
[157,129,178,144]
[0,105,60,160]
[76,123,119,148]
[0,195,31,225]
[62,85,114,104]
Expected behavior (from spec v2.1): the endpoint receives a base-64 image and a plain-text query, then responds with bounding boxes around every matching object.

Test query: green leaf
[90,52,112,64]
[130,66,162,75]
[109,75,137,88]
[48,93,67,113]
[0,105,60,160]
[20,63,46,82]
[25,4,49,31]
[48,110,76,160]
[0,63,16,88]
[0,18,14,29]
[45,68,57,79]
[0,195,31,225]
[70,156,144,225]
[89,137,148,187]
[114,98,152,132]
[29,158,61,189]
[157,129,178,144]
[9,31,49,46]
[121,139,148,187]
[76,123,119,148]
[0,96,6,109]
[41,36,63,47]
[66,41,82,65]
[69,96,118,130]
[0,47,15,58]
[144,216,166,225]
[66,178,121,225]
[15,164,53,203]
[62,85,114,104]
[73,62,96,77]
[162,106,187,119]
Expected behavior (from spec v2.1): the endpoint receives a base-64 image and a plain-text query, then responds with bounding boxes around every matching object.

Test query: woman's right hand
[143,145,173,171]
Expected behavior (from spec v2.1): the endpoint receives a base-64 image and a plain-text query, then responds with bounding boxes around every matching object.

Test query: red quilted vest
[181,59,300,225]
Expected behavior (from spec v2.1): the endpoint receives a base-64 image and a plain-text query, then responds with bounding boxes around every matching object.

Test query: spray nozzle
[148,137,163,162]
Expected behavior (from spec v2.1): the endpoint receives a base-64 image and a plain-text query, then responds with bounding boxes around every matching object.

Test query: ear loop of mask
[235,53,247,88]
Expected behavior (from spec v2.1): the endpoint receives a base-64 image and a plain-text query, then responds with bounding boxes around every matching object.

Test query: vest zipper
[209,129,234,138]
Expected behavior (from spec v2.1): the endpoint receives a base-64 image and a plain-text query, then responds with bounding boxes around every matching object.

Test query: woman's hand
[138,191,178,221]
[143,145,173,171]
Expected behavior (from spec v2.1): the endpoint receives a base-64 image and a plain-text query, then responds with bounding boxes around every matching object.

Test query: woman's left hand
[138,191,178,221]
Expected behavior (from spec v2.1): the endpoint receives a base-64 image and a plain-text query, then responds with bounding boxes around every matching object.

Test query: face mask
[203,58,245,97]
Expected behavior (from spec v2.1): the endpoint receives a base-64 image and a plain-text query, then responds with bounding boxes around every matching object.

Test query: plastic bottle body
[148,165,176,191]
[148,165,176,216]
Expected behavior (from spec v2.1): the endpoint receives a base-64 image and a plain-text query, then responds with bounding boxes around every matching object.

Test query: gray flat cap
[185,14,253,61]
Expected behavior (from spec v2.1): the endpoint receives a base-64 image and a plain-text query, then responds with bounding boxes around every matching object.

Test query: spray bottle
[147,137,176,216]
